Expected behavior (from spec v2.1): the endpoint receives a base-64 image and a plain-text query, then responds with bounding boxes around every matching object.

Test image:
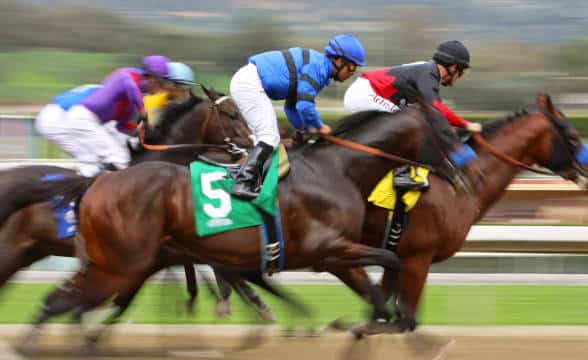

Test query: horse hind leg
[16,276,86,353]
[319,241,404,336]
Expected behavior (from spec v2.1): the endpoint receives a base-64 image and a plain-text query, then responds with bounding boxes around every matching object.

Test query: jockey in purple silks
[61,55,170,177]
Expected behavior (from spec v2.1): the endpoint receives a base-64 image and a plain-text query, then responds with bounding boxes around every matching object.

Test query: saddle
[369,165,430,252]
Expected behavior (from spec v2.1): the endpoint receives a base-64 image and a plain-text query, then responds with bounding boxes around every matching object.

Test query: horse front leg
[381,252,433,332]
[183,264,198,313]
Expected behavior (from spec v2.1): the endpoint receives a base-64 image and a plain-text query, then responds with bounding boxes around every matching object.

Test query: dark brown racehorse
[19,106,436,338]
[0,89,279,322]
[18,94,585,338]
[353,94,588,331]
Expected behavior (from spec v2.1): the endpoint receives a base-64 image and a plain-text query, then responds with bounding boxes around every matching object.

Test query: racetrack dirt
[0,325,586,360]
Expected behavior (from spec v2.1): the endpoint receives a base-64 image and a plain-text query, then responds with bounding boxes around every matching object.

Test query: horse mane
[331,110,391,137]
[479,109,530,138]
[156,93,205,137]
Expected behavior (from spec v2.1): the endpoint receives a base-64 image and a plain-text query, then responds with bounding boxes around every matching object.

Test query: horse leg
[318,241,401,325]
[183,264,198,313]
[213,268,233,317]
[82,266,156,346]
[233,279,276,322]
[327,267,377,330]
[380,253,433,332]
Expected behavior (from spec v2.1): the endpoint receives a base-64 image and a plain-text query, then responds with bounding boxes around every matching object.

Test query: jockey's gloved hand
[465,122,482,133]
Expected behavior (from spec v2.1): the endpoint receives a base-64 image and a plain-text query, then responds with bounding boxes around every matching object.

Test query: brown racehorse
[18,94,585,338]
[19,107,435,338]
[353,94,588,331]
[0,89,280,323]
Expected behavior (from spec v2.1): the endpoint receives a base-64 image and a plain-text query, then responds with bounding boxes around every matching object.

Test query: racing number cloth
[190,151,279,236]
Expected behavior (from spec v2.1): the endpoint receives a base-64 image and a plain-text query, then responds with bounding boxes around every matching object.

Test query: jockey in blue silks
[229,34,367,200]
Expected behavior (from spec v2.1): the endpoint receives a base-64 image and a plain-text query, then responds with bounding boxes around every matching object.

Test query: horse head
[530,93,588,187]
[152,86,253,163]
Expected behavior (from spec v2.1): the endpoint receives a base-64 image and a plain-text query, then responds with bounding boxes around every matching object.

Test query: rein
[320,134,433,170]
[471,133,555,176]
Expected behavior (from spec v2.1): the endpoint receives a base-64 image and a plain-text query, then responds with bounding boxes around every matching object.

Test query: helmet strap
[441,64,459,86]
[331,57,346,81]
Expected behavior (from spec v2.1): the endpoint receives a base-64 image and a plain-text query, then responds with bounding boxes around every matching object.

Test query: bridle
[139,95,248,157]
[471,109,588,178]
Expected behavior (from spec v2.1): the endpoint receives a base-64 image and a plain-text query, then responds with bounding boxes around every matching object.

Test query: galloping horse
[18,94,584,338]
[0,89,277,320]
[354,94,588,330]
[19,106,438,337]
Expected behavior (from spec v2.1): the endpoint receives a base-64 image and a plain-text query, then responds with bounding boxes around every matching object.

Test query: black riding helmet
[433,40,470,69]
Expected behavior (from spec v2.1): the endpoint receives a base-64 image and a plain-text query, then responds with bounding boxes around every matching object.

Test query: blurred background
[1,0,588,333]
[2,0,588,220]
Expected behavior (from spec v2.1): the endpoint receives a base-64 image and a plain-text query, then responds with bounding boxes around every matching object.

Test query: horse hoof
[351,320,403,337]
[215,301,231,318]
[350,324,367,339]
[257,307,277,322]
[393,318,417,332]
[186,299,196,314]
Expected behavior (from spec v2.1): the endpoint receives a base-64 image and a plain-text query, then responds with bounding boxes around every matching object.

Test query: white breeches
[64,105,130,177]
[343,77,401,113]
[230,63,279,148]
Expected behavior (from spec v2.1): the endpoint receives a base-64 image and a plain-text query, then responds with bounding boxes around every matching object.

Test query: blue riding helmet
[141,55,171,78]
[324,34,367,66]
[167,62,196,86]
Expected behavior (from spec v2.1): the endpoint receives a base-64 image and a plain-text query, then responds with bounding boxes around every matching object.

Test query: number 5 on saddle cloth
[368,165,430,252]
[190,148,289,274]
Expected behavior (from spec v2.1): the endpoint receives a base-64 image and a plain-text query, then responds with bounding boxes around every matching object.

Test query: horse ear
[536,93,560,119]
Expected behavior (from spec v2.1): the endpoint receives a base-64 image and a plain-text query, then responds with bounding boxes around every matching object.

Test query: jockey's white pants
[103,121,132,149]
[230,63,280,148]
[35,104,80,157]
[344,77,401,114]
[64,105,130,177]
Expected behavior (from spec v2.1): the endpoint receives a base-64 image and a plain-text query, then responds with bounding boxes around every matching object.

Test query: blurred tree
[217,15,290,72]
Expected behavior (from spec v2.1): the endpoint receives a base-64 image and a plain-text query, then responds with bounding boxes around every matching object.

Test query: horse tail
[0,175,96,225]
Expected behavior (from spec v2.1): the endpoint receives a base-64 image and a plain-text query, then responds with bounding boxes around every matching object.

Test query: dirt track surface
[0,325,587,360]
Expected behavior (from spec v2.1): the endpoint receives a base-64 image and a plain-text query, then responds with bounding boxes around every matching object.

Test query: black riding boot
[231,141,274,200]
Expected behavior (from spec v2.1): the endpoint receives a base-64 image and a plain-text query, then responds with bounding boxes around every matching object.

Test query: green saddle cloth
[190,151,279,237]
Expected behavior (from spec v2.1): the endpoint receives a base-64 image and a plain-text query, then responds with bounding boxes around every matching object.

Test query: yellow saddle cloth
[368,166,430,211]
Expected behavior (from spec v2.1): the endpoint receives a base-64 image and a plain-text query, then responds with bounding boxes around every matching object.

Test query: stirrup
[393,166,429,191]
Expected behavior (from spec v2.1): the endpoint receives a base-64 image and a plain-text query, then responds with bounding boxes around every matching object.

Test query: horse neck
[300,111,422,198]
[132,103,211,166]
[474,114,552,213]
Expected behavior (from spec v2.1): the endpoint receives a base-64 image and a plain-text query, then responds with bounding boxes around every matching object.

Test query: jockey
[143,62,196,128]
[64,55,170,177]
[35,84,101,158]
[344,40,482,187]
[230,34,367,200]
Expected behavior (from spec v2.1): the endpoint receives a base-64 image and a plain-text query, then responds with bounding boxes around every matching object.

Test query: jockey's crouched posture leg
[231,141,275,200]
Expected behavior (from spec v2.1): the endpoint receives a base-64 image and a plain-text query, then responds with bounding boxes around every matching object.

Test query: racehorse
[16,93,584,339]
[17,106,435,338]
[0,89,277,322]
[352,94,588,331]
